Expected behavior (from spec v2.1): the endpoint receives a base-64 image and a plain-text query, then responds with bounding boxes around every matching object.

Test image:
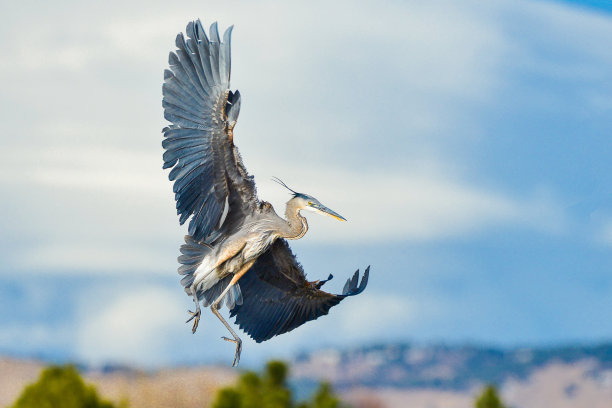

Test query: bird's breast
[242,231,278,261]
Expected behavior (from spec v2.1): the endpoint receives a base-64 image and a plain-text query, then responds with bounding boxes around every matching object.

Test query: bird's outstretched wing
[229,239,369,343]
[162,20,257,242]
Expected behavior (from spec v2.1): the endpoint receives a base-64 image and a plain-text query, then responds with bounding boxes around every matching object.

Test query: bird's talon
[220,336,242,366]
[187,309,201,333]
[233,340,242,366]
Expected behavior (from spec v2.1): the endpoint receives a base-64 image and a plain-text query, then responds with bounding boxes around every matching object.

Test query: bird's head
[292,192,347,221]
[273,177,347,222]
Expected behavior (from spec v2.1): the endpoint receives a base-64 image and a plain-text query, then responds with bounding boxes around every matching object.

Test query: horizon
[5,338,612,370]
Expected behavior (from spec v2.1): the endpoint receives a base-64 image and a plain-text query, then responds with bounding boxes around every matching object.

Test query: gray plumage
[162,19,369,366]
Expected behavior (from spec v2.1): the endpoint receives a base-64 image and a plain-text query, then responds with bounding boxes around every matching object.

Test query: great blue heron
[161,19,369,366]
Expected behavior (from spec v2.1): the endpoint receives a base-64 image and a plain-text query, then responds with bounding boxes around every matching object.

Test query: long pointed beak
[318,205,347,222]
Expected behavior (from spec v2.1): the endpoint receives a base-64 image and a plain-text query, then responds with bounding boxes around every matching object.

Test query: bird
[161,19,369,366]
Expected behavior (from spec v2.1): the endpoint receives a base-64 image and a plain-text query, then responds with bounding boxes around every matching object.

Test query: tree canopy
[11,365,117,408]
[474,385,508,408]
[212,361,344,408]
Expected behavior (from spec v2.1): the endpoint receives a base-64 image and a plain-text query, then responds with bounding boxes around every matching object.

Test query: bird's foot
[222,336,242,367]
[186,309,201,334]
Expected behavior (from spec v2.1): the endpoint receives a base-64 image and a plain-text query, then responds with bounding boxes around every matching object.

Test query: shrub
[474,384,507,408]
[212,361,346,408]
[11,365,118,408]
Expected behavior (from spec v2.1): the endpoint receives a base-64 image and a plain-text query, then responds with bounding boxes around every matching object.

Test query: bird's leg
[186,244,246,336]
[211,306,242,367]
[186,285,201,334]
[210,260,255,367]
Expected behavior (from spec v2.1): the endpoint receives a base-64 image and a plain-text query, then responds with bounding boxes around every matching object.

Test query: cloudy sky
[1,0,611,368]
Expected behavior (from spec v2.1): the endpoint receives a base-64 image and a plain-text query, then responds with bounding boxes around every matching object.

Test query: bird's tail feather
[200,276,243,309]
[178,235,212,289]
[178,235,243,309]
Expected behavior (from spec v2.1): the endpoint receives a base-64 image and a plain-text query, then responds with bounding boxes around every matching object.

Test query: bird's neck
[281,199,308,240]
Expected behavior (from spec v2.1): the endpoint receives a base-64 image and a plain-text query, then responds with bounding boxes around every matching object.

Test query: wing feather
[193,21,216,88]
[230,240,369,343]
[169,45,207,102]
[163,20,258,241]
[208,23,222,85]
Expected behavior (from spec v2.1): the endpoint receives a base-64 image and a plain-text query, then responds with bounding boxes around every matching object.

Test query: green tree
[212,361,346,408]
[213,388,242,408]
[300,382,342,408]
[474,385,507,408]
[11,365,118,408]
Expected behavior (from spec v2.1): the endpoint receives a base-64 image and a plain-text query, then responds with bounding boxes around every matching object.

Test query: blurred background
[1,0,611,406]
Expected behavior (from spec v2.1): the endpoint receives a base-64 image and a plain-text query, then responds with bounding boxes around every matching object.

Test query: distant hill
[4,343,612,408]
[291,342,612,390]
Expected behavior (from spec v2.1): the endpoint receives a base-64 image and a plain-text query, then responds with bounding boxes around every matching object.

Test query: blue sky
[0,0,611,368]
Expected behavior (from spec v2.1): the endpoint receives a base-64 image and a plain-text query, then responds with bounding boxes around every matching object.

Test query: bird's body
[191,202,288,292]
[162,19,369,366]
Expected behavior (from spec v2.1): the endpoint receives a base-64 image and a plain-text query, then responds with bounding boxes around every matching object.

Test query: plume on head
[272,177,347,221]
[272,177,300,197]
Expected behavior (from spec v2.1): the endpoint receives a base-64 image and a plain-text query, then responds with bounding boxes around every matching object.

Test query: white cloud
[584,210,612,248]
[600,220,612,247]
[0,145,167,201]
[75,286,187,367]
[0,146,181,276]
[73,283,276,367]
[16,242,174,274]
[24,146,164,196]
[0,0,607,274]
[254,160,566,243]
[0,142,566,281]
[0,324,72,353]
[329,293,421,337]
